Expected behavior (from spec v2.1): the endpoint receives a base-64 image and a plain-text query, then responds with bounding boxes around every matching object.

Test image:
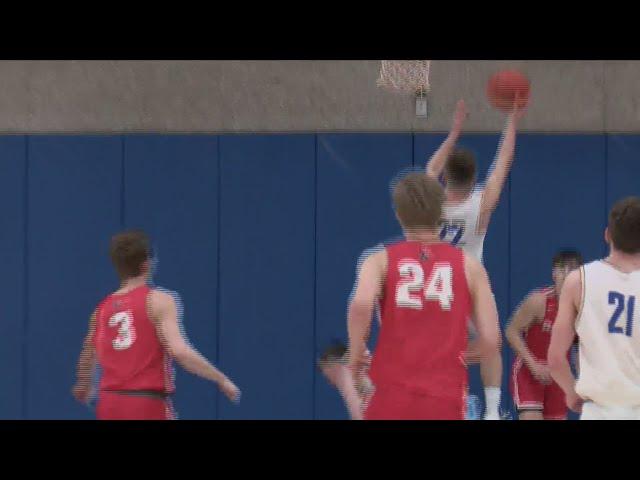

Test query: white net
[377,60,431,95]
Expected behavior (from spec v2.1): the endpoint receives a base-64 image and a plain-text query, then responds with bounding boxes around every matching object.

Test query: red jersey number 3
[108,311,137,350]
[395,260,454,311]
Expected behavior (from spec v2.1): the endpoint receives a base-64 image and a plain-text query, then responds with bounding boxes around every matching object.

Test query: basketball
[487,70,530,112]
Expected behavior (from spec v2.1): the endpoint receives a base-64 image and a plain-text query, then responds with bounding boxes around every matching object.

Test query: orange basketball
[487,70,530,112]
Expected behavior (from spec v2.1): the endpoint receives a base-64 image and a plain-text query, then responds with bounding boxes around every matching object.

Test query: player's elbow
[167,341,191,363]
[475,332,500,360]
[504,324,519,348]
[483,335,501,358]
[348,300,373,324]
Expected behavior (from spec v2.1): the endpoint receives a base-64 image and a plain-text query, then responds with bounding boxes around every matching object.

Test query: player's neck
[405,231,441,243]
[117,276,147,294]
[605,251,640,273]
[445,187,472,203]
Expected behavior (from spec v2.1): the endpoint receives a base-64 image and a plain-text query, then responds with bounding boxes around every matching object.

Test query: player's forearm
[472,335,500,363]
[75,346,96,387]
[173,346,228,385]
[492,116,517,176]
[335,368,364,420]
[505,328,536,367]
[343,388,364,420]
[482,117,516,213]
[425,131,460,178]
[347,303,373,369]
[548,356,576,396]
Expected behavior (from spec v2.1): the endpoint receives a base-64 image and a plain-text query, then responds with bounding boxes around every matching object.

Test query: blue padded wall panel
[0,137,27,419]
[219,135,316,419]
[606,135,640,224]
[27,136,122,419]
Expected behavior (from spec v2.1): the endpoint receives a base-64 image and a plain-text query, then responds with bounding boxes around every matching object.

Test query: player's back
[370,241,472,399]
[94,285,174,394]
[576,260,640,407]
[441,188,486,262]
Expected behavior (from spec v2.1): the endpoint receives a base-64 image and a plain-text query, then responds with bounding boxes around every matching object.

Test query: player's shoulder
[151,286,179,297]
[461,251,487,287]
[376,235,405,251]
[358,247,387,273]
[537,285,556,297]
[526,286,555,303]
[358,242,387,259]
[581,259,606,275]
[95,296,109,312]
[527,288,550,308]
[562,269,582,292]
[462,251,484,272]
[149,286,183,310]
[94,293,115,316]
[357,239,400,268]
[582,259,600,268]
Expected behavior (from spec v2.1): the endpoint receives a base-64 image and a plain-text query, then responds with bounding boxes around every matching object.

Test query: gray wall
[0,60,637,133]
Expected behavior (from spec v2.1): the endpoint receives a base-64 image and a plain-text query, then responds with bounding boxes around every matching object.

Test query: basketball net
[377,60,431,97]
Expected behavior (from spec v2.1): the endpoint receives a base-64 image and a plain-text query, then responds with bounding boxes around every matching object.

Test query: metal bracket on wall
[416,92,428,118]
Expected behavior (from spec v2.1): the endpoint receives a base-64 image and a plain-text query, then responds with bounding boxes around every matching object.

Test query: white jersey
[575,260,640,408]
[441,188,486,263]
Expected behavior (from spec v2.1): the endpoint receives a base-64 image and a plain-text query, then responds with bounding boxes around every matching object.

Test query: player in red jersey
[72,230,240,420]
[505,250,582,420]
[346,172,501,420]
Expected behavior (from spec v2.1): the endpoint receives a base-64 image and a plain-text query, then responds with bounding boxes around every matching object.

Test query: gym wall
[0,132,636,419]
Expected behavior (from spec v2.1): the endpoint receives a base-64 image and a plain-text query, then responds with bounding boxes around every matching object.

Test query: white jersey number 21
[395,261,454,311]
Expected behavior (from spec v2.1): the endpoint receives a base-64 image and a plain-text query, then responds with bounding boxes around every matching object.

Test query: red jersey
[522,287,558,363]
[369,241,472,398]
[94,285,174,393]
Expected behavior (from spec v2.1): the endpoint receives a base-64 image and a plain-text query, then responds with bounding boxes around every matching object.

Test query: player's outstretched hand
[220,378,241,403]
[451,99,468,132]
[510,92,527,122]
[565,390,583,414]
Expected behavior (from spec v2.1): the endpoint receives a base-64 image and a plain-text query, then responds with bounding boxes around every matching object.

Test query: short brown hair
[552,250,583,269]
[609,197,640,254]
[110,230,151,280]
[392,172,444,230]
[445,148,477,188]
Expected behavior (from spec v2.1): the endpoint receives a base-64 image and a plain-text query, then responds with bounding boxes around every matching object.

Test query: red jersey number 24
[395,260,453,311]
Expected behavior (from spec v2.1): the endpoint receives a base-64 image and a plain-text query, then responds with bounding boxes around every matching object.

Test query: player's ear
[604,227,611,246]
